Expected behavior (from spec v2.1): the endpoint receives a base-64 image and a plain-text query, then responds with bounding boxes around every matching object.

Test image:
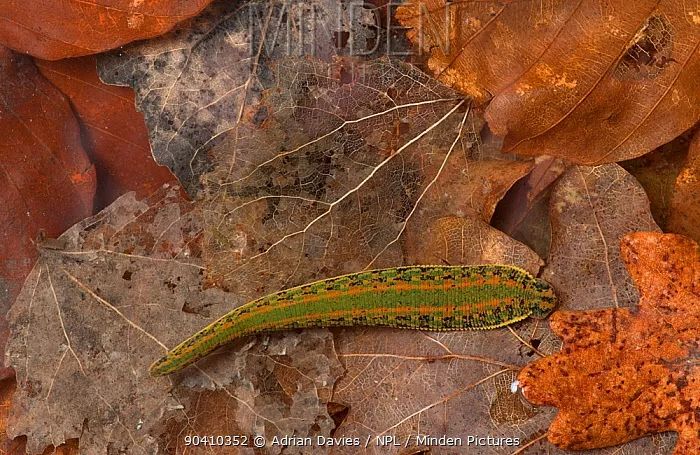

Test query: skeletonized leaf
[98,0,381,194]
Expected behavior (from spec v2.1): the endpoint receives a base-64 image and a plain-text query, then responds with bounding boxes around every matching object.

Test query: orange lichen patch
[69,168,96,185]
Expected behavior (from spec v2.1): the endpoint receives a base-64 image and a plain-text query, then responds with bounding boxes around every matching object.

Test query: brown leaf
[396,1,700,163]
[621,129,695,229]
[5,186,342,454]
[156,330,342,455]
[518,232,700,454]
[492,156,568,258]
[668,128,700,243]
[404,216,542,274]
[330,326,559,454]
[0,0,214,60]
[0,47,95,379]
[35,56,177,209]
[0,377,79,454]
[543,164,660,310]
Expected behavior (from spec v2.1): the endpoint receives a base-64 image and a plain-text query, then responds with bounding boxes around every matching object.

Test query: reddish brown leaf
[396,1,700,163]
[519,233,700,454]
[36,56,177,209]
[668,129,700,243]
[0,0,214,60]
[0,47,95,379]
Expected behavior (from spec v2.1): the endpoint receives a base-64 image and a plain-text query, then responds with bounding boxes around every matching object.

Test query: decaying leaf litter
[2,0,699,453]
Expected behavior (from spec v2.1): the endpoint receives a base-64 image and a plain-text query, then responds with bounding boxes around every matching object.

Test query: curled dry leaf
[98,0,380,194]
[543,164,660,311]
[0,48,95,379]
[519,233,700,454]
[668,129,700,243]
[35,56,177,209]
[396,0,700,163]
[0,0,214,60]
[5,186,342,454]
[492,156,568,259]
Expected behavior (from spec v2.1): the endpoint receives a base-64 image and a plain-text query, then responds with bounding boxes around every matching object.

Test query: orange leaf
[0,0,214,60]
[396,1,700,163]
[0,47,95,378]
[518,232,700,454]
[36,56,178,209]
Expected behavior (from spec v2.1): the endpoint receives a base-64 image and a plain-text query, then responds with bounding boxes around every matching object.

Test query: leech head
[528,278,558,319]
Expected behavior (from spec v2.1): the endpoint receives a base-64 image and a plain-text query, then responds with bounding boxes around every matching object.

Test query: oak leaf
[0,0,214,60]
[396,0,700,163]
[519,232,700,454]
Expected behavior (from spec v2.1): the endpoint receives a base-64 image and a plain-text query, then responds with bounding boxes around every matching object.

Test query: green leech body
[150,265,557,376]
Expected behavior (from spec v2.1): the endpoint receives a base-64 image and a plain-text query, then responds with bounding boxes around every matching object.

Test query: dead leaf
[0,47,95,379]
[396,1,700,163]
[329,211,673,454]
[668,128,700,243]
[198,57,537,297]
[0,376,79,454]
[0,0,214,60]
[404,216,542,274]
[97,0,382,194]
[492,156,567,259]
[329,326,557,455]
[155,329,342,455]
[543,164,661,310]
[519,232,700,454]
[200,56,472,292]
[621,129,695,229]
[35,56,178,210]
[5,186,342,454]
